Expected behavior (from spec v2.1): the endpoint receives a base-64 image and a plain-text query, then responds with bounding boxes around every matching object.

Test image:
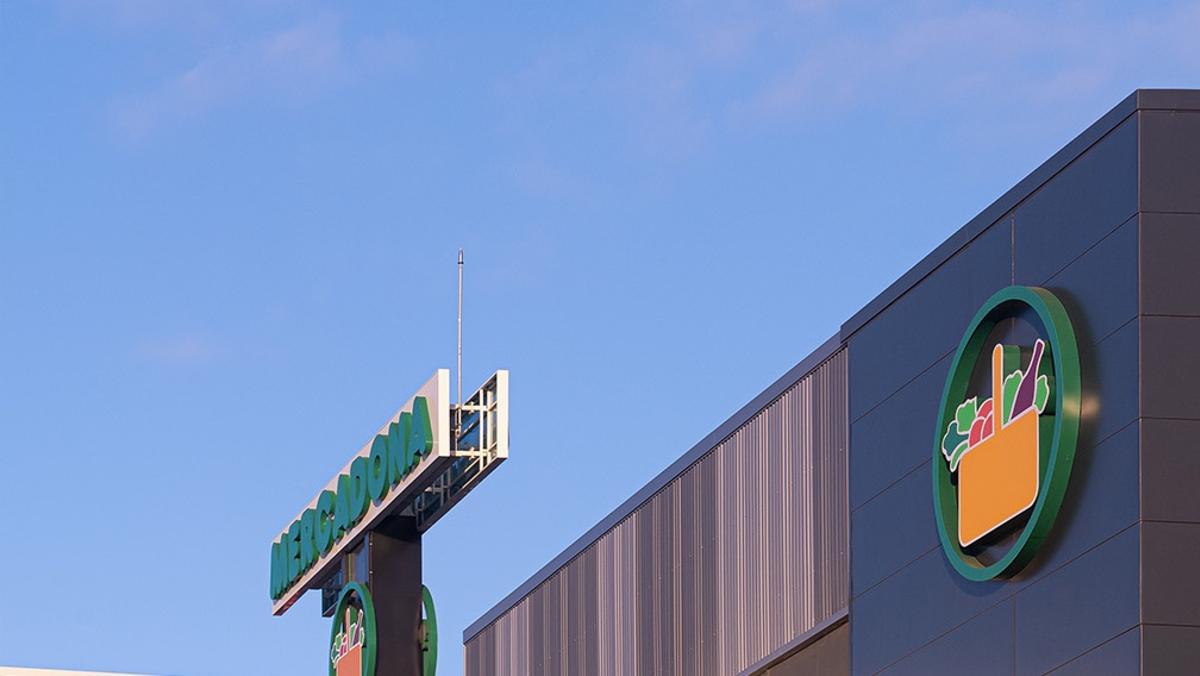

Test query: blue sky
[1,1,1197,674]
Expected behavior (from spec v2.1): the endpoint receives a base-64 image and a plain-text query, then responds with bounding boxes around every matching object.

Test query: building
[462,90,1200,674]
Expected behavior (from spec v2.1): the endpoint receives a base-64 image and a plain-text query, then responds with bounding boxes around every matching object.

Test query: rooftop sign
[270,369,508,615]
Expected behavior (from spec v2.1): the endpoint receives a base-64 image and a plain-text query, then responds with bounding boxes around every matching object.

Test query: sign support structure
[271,368,509,676]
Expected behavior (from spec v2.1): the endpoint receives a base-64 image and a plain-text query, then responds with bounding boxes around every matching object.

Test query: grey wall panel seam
[1015,522,1140,594]
[1041,211,1139,284]
[1093,314,1138,346]
[1085,417,1141,459]
[1137,103,1144,222]
[1011,600,1016,676]
[850,543,940,601]
[1042,626,1140,675]
[1038,622,1141,674]
[871,599,1016,675]
[850,347,954,425]
[1136,160,1144,638]
[851,459,932,515]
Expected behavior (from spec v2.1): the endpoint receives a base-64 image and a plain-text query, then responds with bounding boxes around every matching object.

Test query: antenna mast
[457,248,464,413]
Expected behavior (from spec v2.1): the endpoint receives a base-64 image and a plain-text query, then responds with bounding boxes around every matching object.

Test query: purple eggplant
[1011,339,1045,417]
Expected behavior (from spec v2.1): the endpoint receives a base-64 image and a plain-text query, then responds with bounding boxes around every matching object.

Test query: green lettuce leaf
[1001,370,1022,425]
[955,397,978,432]
[1033,374,1050,413]
[942,420,969,470]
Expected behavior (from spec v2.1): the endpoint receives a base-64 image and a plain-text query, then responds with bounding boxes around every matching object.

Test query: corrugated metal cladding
[465,350,849,676]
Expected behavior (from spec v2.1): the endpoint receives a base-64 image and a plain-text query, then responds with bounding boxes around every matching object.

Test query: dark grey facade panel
[1140,212,1200,317]
[1142,626,1200,674]
[1011,525,1139,674]
[1038,215,1138,363]
[850,547,1009,675]
[464,350,849,675]
[759,620,850,676]
[1134,88,1200,111]
[876,600,1014,676]
[1078,315,1140,446]
[1141,315,1200,420]
[849,352,950,511]
[1141,522,1200,628]
[1138,105,1200,665]
[1012,116,1137,285]
[1045,626,1140,676]
[1031,418,1139,577]
[1140,418,1200,524]
[851,459,937,595]
[1140,109,1200,213]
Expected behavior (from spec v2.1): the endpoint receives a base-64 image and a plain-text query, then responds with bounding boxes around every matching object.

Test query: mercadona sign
[269,371,452,614]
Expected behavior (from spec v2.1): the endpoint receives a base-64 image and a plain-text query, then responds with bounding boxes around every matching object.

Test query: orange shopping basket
[334,607,364,676]
[957,344,1040,547]
[336,646,362,676]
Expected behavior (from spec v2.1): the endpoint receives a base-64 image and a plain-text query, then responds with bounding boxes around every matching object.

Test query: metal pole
[457,248,463,412]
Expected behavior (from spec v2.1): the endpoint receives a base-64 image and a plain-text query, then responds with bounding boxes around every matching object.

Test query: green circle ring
[328,582,378,676]
[931,285,1081,581]
[421,584,438,676]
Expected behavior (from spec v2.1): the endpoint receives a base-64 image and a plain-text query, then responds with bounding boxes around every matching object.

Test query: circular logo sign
[420,585,438,676]
[329,582,377,676]
[932,286,1081,581]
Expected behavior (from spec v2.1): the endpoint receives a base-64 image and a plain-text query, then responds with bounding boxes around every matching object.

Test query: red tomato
[969,416,985,446]
[969,399,995,446]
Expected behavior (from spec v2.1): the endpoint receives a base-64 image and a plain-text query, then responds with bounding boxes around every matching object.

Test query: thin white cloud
[732,2,1200,125]
[56,0,296,36]
[56,0,221,32]
[110,13,341,137]
[135,333,221,366]
[489,0,1200,163]
[353,30,419,74]
[108,11,415,138]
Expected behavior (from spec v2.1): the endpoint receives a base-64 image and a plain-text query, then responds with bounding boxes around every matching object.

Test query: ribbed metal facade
[465,349,849,676]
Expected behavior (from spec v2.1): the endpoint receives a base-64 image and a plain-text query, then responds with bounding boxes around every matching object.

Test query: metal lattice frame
[411,370,509,531]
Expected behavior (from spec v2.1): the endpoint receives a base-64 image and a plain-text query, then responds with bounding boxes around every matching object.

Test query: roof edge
[463,332,844,642]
